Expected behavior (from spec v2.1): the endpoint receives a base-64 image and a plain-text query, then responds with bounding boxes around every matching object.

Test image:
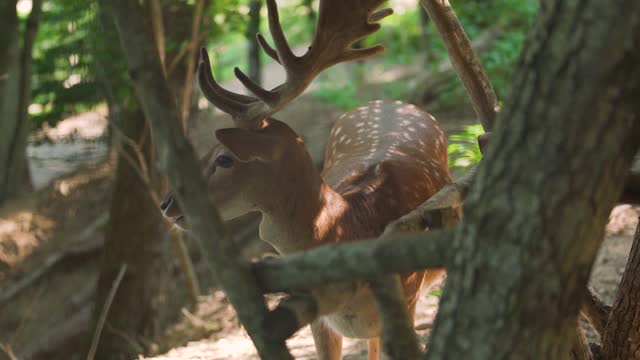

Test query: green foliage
[448,124,484,170]
[313,79,362,111]
[31,0,102,126]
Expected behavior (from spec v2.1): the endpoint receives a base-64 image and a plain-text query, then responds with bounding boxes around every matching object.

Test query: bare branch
[419,0,499,131]
[253,229,453,293]
[580,287,610,336]
[87,264,127,360]
[571,323,594,360]
[179,0,206,130]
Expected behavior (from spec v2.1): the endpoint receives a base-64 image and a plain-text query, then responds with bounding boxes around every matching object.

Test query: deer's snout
[160,192,186,228]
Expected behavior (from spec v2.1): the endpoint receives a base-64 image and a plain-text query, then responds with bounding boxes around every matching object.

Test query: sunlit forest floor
[1,62,638,359]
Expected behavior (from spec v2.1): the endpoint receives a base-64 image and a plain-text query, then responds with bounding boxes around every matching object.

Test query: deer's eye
[216,155,234,168]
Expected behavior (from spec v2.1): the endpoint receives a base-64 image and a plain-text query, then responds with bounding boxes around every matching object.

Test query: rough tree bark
[107,1,294,358]
[425,1,640,359]
[602,218,640,359]
[90,3,171,359]
[0,0,40,204]
[247,0,263,85]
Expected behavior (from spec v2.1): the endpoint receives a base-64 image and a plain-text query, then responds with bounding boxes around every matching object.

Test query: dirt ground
[0,82,638,359]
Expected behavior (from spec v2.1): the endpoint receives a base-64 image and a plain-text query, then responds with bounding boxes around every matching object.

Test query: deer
[160,0,451,358]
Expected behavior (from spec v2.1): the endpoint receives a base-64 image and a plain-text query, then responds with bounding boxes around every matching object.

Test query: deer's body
[161,1,451,358]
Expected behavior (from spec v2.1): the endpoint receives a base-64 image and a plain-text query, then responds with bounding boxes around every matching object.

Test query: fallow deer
[161,0,450,358]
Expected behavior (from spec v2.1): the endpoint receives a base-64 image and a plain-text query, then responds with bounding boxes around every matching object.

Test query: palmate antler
[198,0,393,129]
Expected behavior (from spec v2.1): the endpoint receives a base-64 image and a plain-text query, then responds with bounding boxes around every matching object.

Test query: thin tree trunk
[602,218,640,359]
[425,1,640,359]
[92,109,169,360]
[247,0,262,85]
[0,0,40,204]
[179,0,205,130]
[91,3,171,359]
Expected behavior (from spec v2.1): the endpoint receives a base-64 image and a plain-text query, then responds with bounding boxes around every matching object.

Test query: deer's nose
[160,192,173,212]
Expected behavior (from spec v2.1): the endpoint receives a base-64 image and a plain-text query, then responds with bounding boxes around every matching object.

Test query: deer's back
[322,101,450,221]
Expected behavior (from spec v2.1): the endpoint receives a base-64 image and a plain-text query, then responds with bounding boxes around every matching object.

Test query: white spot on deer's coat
[335,127,342,135]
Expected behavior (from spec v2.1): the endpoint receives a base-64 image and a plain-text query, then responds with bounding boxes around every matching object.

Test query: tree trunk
[92,109,169,360]
[90,3,171,359]
[247,0,262,85]
[0,0,39,204]
[602,218,640,359]
[426,1,640,359]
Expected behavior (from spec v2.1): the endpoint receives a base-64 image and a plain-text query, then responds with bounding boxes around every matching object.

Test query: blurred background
[3,1,635,359]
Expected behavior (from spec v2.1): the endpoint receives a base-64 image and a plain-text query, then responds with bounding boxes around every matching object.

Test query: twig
[580,287,610,336]
[166,32,208,77]
[179,0,206,130]
[571,322,594,360]
[87,264,128,360]
[109,120,201,304]
[0,343,18,360]
[369,275,423,360]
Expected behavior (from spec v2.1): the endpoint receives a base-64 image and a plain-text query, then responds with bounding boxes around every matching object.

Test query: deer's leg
[311,319,342,360]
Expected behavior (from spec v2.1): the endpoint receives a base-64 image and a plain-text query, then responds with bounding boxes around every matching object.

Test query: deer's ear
[215,128,282,162]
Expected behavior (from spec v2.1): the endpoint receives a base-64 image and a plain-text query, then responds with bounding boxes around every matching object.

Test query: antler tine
[256,33,280,64]
[199,48,255,104]
[264,0,297,69]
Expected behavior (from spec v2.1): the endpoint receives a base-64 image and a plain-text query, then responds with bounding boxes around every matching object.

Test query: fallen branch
[383,166,474,236]
[580,287,610,336]
[253,228,453,293]
[0,212,108,305]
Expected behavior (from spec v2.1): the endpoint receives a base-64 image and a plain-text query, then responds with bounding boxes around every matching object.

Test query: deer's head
[161,0,392,229]
[160,118,317,229]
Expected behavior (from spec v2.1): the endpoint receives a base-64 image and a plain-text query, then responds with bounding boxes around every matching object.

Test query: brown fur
[160,100,450,359]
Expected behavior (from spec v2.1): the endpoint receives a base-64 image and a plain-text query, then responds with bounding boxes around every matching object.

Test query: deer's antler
[198,0,393,129]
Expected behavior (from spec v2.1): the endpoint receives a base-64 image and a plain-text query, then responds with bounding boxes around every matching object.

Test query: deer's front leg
[311,319,343,360]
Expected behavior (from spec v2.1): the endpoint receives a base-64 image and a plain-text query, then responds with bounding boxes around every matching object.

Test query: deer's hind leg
[311,319,342,360]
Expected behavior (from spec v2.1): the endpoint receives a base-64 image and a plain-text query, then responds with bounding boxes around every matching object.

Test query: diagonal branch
[580,286,610,336]
[419,0,499,131]
[105,0,293,358]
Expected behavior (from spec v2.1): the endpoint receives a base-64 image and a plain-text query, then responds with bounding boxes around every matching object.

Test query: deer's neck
[259,180,353,254]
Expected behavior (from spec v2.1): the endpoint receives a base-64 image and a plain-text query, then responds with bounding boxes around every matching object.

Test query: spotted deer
[160,0,450,358]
